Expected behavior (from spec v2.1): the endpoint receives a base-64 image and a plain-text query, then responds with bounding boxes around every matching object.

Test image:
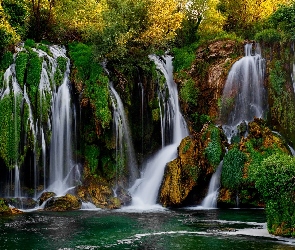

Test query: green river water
[0,208,294,249]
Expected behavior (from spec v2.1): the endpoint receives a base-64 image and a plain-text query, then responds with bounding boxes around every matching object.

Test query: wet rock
[38,192,56,206]
[44,194,82,211]
[160,126,227,207]
[77,167,124,209]
[5,197,37,209]
[0,198,23,216]
[115,186,132,206]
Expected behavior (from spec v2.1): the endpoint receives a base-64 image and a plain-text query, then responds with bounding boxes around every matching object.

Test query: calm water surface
[0,208,294,249]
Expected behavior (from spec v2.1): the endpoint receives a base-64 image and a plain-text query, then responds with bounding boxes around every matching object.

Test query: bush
[172,43,198,72]
[180,78,199,106]
[253,153,295,236]
[221,147,247,190]
[254,29,281,43]
[204,126,223,167]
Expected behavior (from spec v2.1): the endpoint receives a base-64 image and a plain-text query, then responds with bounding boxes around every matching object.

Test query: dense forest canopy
[0,0,292,59]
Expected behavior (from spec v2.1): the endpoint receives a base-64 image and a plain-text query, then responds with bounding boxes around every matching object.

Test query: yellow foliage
[54,0,106,39]
[0,1,20,45]
[198,0,225,35]
[138,0,184,46]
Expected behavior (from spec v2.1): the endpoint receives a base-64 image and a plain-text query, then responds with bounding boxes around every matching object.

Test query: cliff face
[159,39,242,207]
[159,124,227,207]
[176,40,243,132]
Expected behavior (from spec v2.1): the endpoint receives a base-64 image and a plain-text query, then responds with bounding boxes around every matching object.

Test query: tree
[217,0,290,38]
[0,0,20,52]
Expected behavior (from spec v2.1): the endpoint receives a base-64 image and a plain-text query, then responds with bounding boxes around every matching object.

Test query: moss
[204,125,223,167]
[15,52,28,89]
[26,50,42,104]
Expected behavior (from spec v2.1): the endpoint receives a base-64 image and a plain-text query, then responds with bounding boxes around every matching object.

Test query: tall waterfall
[0,44,79,198]
[130,55,188,208]
[110,83,139,187]
[220,43,267,140]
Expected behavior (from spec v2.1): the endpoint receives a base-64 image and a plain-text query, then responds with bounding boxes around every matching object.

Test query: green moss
[24,39,36,48]
[26,50,42,104]
[85,145,100,174]
[204,126,223,167]
[69,42,112,129]
[15,52,28,88]
[0,93,22,168]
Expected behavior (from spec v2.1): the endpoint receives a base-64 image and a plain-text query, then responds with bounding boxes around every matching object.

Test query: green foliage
[182,140,191,154]
[269,2,295,39]
[0,51,13,84]
[85,145,100,174]
[180,78,199,106]
[0,94,22,168]
[269,60,285,95]
[0,51,13,70]
[221,147,247,190]
[204,126,223,167]
[69,42,111,129]
[24,39,36,48]
[26,50,42,104]
[2,0,28,38]
[254,28,281,43]
[253,153,295,236]
[15,52,29,88]
[172,43,198,72]
[54,56,68,87]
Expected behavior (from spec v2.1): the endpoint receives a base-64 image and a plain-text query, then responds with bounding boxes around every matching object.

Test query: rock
[38,192,56,206]
[0,198,23,216]
[115,186,132,206]
[160,125,227,207]
[77,167,129,209]
[4,197,37,209]
[44,194,82,211]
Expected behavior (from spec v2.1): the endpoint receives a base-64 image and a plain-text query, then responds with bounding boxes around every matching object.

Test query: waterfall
[220,43,267,141]
[0,44,79,199]
[48,47,79,196]
[200,161,223,209]
[110,83,139,187]
[129,55,188,208]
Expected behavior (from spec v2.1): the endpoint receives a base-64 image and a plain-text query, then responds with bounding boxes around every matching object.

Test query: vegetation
[253,153,295,236]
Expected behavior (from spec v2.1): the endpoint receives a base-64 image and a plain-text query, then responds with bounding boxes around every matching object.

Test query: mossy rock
[44,194,82,211]
[0,198,23,216]
[160,124,227,207]
[38,192,56,206]
[77,167,128,209]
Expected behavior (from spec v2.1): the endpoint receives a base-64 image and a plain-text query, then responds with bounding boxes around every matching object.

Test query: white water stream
[129,55,188,208]
[220,43,267,141]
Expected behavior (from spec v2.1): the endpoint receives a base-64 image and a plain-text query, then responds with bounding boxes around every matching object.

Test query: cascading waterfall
[0,44,79,199]
[220,43,267,141]
[47,46,80,196]
[200,161,223,209]
[130,55,188,208]
[110,83,139,187]
[201,43,267,209]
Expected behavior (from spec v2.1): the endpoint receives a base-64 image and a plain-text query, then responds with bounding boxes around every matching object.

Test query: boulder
[44,194,82,211]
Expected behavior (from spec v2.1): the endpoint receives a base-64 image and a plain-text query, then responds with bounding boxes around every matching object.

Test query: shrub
[254,29,281,43]
[221,147,247,190]
[205,126,223,167]
[253,153,295,236]
[180,78,199,106]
